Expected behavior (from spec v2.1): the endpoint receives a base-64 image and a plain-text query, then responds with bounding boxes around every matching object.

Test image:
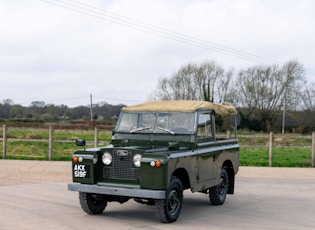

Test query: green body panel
[72,150,96,184]
[140,153,169,189]
[71,140,239,191]
[166,141,239,192]
[69,104,240,199]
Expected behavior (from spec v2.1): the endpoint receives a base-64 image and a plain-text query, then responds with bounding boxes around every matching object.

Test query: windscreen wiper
[157,127,175,135]
[130,126,152,133]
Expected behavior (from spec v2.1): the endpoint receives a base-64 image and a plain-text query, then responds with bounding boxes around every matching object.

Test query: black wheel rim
[219,176,227,197]
[91,194,105,207]
[167,189,180,215]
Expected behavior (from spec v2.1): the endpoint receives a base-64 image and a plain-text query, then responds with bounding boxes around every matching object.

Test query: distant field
[1,128,314,167]
[1,128,112,161]
[238,133,313,167]
[240,146,311,167]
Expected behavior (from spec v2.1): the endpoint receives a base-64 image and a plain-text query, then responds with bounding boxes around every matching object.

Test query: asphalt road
[0,160,315,230]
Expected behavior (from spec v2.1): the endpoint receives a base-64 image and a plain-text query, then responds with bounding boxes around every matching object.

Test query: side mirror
[75,138,86,147]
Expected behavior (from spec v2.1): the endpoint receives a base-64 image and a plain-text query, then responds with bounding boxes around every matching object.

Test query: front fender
[140,153,169,190]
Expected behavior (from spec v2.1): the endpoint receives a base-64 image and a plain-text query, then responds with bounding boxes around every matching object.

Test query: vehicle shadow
[96,192,220,223]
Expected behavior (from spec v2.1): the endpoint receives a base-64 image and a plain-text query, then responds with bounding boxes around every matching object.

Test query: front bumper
[68,183,166,199]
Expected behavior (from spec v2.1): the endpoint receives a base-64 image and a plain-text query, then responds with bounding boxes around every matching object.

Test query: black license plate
[73,164,90,178]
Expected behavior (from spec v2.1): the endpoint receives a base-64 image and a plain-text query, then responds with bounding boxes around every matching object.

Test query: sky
[0,0,314,107]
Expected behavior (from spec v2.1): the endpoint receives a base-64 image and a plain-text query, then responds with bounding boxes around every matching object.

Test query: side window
[197,113,212,138]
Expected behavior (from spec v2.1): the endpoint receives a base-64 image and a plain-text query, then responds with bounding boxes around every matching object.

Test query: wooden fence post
[312,132,315,168]
[94,127,98,148]
[48,125,53,160]
[269,131,273,167]
[227,130,231,139]
[3,124,7,159]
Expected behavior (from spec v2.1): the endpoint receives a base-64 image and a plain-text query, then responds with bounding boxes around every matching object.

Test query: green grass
[4,129,111,141]
[3,141,74,161]
[1,129,314,167]
[1,140,112,161]
[1,129,112,161]
[240,146,312,167]
[2,142,313,167]
[238,136,312,147]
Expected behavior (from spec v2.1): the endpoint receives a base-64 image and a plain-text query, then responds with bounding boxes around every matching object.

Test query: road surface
[0,160,315,230]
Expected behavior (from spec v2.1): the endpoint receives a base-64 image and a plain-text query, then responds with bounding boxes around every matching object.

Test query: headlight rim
[133,154,142,167]
[102,152,112,165]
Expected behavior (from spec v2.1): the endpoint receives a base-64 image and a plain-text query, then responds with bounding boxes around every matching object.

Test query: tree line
[1,59,314,133]
[149,59,315,133]
[0,99,125,124]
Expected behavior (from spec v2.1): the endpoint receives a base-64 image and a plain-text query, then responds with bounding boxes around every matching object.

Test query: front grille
[103,151,140,180]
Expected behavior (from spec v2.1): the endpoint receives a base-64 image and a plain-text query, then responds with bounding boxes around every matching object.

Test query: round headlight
[102,152,112,165]
[133,154,141,167]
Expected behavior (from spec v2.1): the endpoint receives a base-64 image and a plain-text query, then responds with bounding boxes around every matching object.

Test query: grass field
[1,128,314,167]
[239,133,313,167]
[240,147,312,167]
[1,128,112,161]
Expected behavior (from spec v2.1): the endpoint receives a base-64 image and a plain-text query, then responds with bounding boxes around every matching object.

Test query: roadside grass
[238,135,312,147]
[240,147,312,167]
[4,141,49,160]
[1,129,112,161]
[238,133,313,167]
[0,129,313,167]
[2,141,105,161]
[4,129,112,141]
[2,142,313,167]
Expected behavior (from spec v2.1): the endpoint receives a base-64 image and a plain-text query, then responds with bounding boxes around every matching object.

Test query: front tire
[155,176,183,223]
[209,168,229,205]
[79,192,107,215]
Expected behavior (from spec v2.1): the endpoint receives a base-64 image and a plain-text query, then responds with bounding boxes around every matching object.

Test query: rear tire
[79,192,107,215]
[209,168,229,205]
[155,176,183,223]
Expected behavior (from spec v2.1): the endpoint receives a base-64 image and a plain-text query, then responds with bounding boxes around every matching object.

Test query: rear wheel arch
[222,160,235,194]
[209,168,228,205]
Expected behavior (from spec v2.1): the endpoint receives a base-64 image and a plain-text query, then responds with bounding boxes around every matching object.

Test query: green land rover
[68,100,239,223]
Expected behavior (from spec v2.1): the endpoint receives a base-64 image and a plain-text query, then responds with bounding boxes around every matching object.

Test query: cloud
[0,0,314,107]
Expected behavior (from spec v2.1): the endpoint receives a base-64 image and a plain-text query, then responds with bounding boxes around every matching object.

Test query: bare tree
[170,63,200,100]
[31,101,46,108]
[301,82,315,111]
[236,60,305,131]
[298,81,315,129]
[0,99,14,118]
[150,63,199,100]
[150,60,234,103]
[281,60,305,110]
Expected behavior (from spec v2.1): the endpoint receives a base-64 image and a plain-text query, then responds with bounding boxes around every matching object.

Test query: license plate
[73,164,90,178]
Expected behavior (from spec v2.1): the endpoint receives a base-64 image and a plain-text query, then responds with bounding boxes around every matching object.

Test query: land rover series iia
[68,100,239,223]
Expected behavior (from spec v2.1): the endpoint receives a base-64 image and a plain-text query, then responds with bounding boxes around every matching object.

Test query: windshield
[115,112,195,134]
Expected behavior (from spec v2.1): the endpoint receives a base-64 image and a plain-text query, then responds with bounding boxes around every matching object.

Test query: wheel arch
[222,160,235,194]
[171,168,190,190]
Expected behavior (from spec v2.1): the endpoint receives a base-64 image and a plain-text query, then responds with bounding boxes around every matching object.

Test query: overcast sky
[1,0,314,107]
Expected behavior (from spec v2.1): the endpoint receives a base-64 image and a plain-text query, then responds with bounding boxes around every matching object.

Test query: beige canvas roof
[122,100,237,116]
